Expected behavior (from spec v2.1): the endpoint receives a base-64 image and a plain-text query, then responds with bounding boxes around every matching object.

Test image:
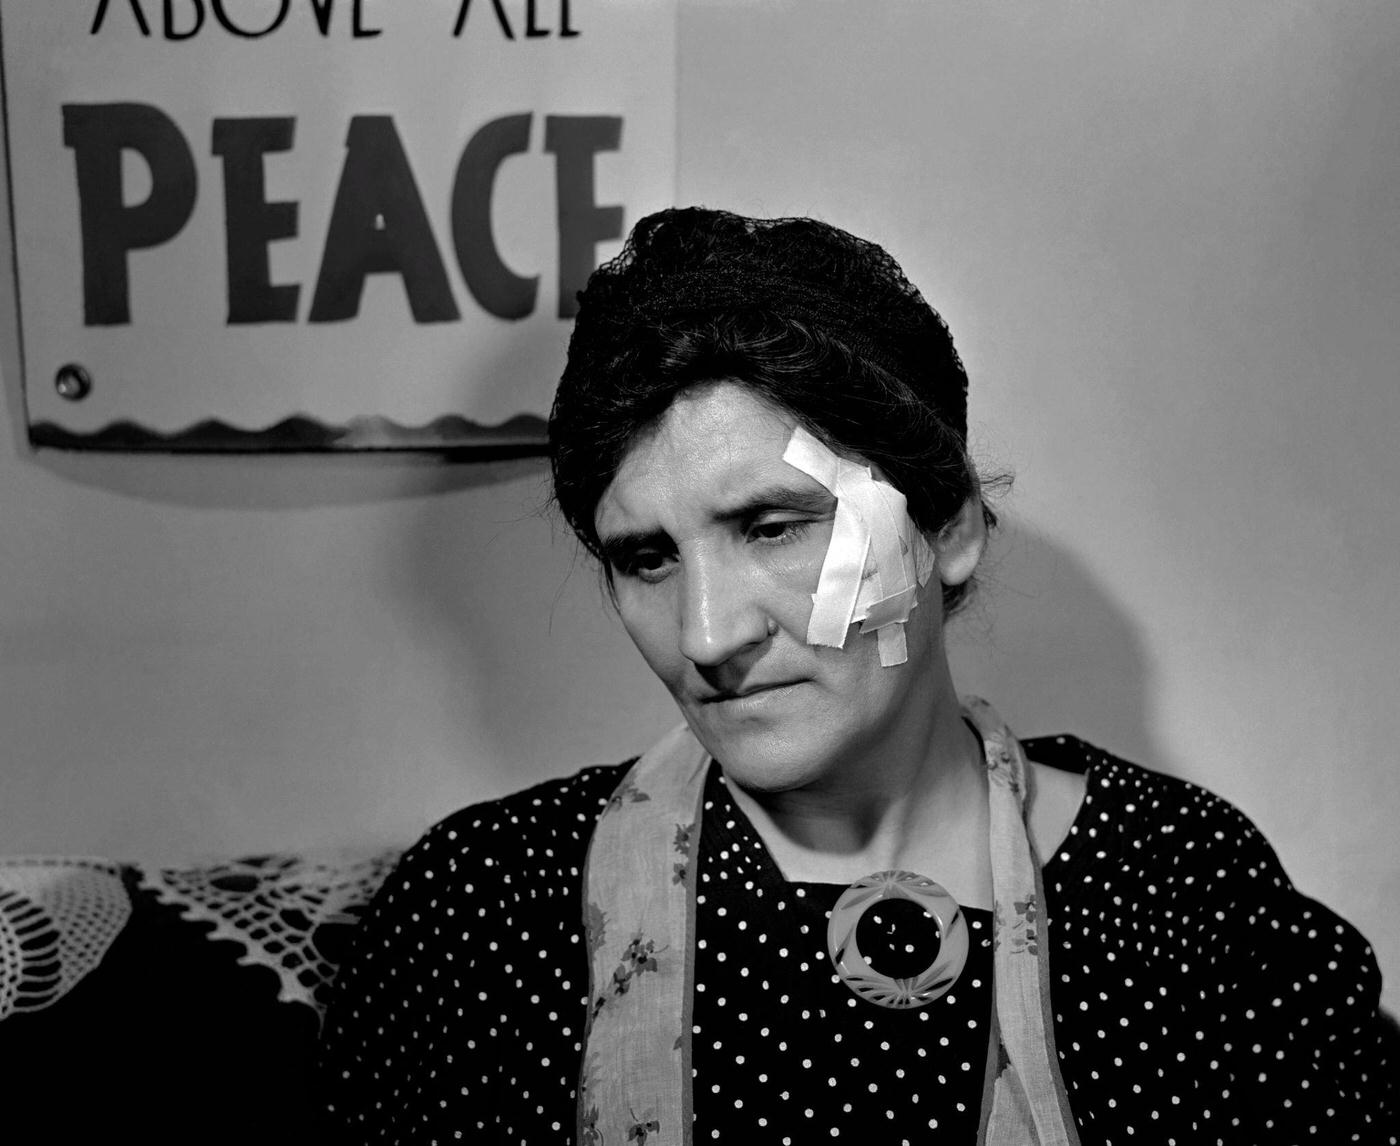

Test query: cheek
[762,548,827,635]
[615,592,681,680]
[822,626,888,692]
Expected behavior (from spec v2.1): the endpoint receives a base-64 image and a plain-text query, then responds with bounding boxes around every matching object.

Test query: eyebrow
[713,483,836,524]
[596,483,836,566]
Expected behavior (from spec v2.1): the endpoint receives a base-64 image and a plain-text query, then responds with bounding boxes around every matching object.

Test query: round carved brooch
[826,869,968,1010]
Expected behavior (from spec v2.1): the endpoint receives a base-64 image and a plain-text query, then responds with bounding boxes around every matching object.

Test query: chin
[686,719,837,795]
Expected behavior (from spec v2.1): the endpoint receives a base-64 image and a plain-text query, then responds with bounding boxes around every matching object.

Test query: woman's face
[593,380,956,795]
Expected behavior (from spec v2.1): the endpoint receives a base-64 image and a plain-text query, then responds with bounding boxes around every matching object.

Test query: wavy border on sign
[27,412,550,456]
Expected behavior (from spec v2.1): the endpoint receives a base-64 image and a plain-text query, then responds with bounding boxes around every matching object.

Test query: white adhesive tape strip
[781,426,932,667]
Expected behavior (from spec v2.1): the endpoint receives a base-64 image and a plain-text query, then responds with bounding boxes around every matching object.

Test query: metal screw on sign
[55,363,92,402]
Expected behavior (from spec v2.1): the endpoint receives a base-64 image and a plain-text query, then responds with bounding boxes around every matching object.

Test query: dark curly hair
[548,207,996,614]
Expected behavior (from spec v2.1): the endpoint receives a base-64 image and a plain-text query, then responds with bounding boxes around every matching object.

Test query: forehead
[595,382,825,536]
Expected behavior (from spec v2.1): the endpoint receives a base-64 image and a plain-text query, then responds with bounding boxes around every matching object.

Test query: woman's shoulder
[332,760,635,992]
[1027,732,1378,954]
[1023,732,1267,862]
[1025,732,1319,918]
[431,759,634,841]
[394,759,635,883]
[319,762,636,1136]
[1028,736,1397,1136]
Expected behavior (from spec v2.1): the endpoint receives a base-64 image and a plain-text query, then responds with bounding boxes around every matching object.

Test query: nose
[676,556,773,668]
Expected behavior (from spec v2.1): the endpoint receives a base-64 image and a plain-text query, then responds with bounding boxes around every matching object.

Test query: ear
[933,497,987,587]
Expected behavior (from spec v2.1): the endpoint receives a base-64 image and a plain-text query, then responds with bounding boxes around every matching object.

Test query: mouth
[702,680,805,704]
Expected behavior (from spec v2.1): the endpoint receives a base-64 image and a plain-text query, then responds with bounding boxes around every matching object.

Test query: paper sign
[0,0,677,452]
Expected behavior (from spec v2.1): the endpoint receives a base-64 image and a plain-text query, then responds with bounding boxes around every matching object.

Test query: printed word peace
[62,104,623,327]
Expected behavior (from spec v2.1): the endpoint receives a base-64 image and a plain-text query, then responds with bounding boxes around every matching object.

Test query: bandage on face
[781,426,934,667]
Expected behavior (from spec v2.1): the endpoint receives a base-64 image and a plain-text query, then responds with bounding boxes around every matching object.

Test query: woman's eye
[748,518,812,545]
[618,550,673,583]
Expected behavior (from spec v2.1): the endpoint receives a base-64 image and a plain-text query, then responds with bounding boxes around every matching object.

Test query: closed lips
[706,681,803,702]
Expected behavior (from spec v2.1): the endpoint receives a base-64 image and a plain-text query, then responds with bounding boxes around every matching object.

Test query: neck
[723,684,994,907]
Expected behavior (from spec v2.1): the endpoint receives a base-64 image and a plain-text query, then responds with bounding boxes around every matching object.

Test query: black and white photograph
[0,2,1396,1142]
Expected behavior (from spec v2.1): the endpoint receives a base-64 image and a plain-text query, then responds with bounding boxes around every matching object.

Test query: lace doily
[137,850,400,1018]
[0,857,132,1021]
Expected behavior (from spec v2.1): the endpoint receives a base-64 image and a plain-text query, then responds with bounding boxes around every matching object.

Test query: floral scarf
[578,697,1080,1145]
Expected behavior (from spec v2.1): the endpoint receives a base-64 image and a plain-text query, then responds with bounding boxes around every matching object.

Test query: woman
[319,209,1396,1143]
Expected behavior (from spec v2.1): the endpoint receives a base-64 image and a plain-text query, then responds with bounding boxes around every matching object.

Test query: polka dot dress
[319,737,1399,1144]
[690,771,993,1143]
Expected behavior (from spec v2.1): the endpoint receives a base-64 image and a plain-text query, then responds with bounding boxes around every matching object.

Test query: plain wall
[1,1,1396,1013]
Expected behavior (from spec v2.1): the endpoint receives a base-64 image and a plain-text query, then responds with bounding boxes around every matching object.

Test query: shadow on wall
[951,515,1165,775]
[9,316,555,511]
[26,444,539,511]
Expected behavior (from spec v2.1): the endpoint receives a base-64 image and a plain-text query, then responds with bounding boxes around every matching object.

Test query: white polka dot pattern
[689,770,992,1140]
[319,738,1399,1143]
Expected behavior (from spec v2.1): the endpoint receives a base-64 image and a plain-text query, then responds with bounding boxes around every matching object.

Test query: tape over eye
[781,426,934,667]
